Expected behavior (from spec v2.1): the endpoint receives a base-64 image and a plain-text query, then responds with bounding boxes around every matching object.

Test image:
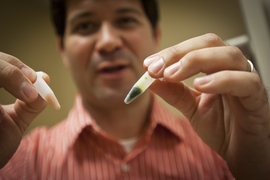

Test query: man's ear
[56,37,70,69]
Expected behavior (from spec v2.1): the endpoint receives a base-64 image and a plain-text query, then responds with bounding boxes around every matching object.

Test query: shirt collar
[64,95,97,147]
[149,95,186,140]
[64,94,186,147]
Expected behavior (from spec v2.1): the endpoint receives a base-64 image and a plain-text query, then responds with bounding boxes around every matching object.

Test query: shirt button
[121,164,130,173]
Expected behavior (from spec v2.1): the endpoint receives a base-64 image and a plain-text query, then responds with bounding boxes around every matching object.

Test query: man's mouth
[101,65,126,73]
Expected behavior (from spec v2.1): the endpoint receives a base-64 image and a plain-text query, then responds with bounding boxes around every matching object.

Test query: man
[0,0,269,179]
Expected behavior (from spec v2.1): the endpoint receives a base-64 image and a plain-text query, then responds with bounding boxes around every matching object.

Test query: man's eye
[77,23,92,30]
[75,22,97,34]
[118,17,137,25]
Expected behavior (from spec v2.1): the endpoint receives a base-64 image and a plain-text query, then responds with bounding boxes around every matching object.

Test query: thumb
[7,96,47,133]
[149,80,200,118]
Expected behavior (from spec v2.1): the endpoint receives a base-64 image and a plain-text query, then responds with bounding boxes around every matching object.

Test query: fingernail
[144,55,160,67]
[21,82,38,101]
[164,62,180,76]
[195,76,213,85]
[148,58,164,74]
[21,67,36,82]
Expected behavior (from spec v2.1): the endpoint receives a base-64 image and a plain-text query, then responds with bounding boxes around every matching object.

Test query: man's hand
[0,52,47,168]
[144,33,270,179]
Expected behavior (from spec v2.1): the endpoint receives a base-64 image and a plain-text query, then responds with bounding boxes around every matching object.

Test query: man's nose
[95,23,123,54]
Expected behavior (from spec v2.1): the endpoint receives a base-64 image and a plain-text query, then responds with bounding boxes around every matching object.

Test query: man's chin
[96,93,126,104]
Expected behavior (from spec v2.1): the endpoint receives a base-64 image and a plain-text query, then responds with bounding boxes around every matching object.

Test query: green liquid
[129,87,142,99]
[125,86,143,104]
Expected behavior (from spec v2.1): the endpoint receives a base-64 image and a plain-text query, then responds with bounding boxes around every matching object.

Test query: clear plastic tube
[124,72,159,104]
[33,71,60,110]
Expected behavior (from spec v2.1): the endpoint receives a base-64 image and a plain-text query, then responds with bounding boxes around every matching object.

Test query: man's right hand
[0,52,47,168]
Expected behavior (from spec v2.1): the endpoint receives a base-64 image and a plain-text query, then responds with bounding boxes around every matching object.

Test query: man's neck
[84,92,153,139]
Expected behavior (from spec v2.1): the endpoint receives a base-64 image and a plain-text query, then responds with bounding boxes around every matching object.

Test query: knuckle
[227,46,243,61]
[161,45,182,64]
[2,65,22,79]
[186,51,200,61]
[251,74,263,91]
[0,53,24,69]
[203,33,223,46]
[167,45,181,60]
[4,54,19,64]
[170,45,181,55]
[184,51,200,65]
[249,75,269,109]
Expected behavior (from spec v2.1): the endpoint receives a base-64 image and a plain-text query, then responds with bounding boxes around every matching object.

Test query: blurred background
[0,0,269,134]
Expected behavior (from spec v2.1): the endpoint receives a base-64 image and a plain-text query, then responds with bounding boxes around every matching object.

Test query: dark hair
[50,0,159,37]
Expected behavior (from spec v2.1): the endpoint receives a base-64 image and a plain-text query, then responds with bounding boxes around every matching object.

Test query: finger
[7,96,47,133]
[163,46,248,82]
[40,72,51,84]
[0,54,38,103]
[0,72,50,135]
[0,52,36,82]
[144,33,227,77]
[149,80,201,118]
[193,71,267,112]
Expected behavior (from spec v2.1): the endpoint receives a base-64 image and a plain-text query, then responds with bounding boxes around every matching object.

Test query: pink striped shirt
[0,95,234,179]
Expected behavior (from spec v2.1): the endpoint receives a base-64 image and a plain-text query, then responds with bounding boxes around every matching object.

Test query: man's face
[60,0,160,108]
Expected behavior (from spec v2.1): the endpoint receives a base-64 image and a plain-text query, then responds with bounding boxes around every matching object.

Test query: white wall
[239,0,270,91]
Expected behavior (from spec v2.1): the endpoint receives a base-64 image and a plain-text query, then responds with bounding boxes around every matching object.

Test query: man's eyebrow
[69,11,93,24]
[116,8,143,16]
[68,7,142,24]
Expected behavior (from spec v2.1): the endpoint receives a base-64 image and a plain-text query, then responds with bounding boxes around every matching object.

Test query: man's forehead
[66,0,142,7]
[66,0,144,18]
